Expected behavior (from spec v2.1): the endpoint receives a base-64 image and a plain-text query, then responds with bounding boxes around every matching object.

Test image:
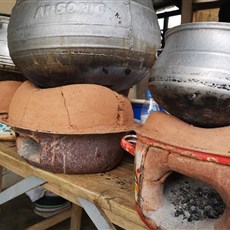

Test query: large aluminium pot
[8,0,161,92]
[0,15,25,82]
[149,22,230,128]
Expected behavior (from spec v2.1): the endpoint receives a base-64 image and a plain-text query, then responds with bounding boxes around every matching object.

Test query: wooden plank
[193,8,219,22]
[26,209,71,230]
[70,204,82,230]
[181,0,193,24]
[0,0,16,14]
[0,166,3,192]
[0,142,147,230]
[0,166,2,215]
[104,209,147,230]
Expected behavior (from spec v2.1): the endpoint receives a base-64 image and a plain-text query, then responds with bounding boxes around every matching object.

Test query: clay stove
[0,81,22,141]
[4,81,135,174]
[133,112,230,230]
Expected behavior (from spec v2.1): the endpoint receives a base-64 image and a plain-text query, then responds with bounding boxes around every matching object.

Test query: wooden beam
[26,209,71,230]
[181,0,193,23]
[70,204,82,230]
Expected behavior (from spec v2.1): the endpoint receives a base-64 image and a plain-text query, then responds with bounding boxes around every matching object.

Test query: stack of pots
[4,0,161,174]
[0,15,24,141]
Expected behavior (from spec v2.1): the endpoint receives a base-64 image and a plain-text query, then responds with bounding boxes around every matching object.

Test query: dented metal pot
[150,22,230,127]
[8,0,161,92]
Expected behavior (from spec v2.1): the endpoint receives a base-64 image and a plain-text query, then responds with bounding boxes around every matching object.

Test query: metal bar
[157,9,181,19]
[0,175,46,205]
[77,197,116,230]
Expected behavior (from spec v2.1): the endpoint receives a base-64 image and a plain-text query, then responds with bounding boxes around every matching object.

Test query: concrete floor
[0,193,97,230]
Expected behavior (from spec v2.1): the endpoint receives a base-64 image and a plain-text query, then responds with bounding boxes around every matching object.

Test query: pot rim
[166,22,230,39]
[0,116,137,135]
[0,15,9,24]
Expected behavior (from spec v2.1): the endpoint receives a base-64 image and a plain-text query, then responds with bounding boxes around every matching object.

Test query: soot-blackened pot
[8,0,161,92]
[150,22,230,128]
[16,129,126,174]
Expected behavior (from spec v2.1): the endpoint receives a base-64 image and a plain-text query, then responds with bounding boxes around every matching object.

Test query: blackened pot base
[16,130,125,174]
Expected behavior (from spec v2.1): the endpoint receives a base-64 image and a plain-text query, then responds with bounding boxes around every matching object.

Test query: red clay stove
[0,81,22,141]
[126,112,230,230]
[0,81,22,114]
[3,81,135,174]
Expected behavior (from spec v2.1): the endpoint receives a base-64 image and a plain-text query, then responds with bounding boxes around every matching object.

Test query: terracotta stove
[133,112,230,230]
[4,81,134,174]
[0,81,22,141]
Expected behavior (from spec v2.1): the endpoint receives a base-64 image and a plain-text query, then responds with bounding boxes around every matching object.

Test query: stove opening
[149,172,226,230]
[164,172,225,222]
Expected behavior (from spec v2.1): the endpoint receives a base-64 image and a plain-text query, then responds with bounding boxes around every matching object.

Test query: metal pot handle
[155,48,163,60]
[120,134,137,156]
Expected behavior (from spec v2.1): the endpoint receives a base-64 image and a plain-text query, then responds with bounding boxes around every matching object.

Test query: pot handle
[120,134,137,156]
[155,48,163,59]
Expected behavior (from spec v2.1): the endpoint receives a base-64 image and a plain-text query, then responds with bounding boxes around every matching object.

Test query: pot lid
[5,81,135,134]
[0,81,22,113]
[137,112,230,157]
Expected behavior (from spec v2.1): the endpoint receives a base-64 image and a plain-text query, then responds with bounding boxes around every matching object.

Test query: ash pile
[149,173,225,230]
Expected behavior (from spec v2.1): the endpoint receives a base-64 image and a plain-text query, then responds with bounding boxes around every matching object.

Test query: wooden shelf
[0,141,147,229]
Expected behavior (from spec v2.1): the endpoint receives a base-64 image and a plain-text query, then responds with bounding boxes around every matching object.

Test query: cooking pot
[3,81,135,173]
[8,0,161,92]
[0,15,25,82]
[149,22,230,128]
[16,129,126,174]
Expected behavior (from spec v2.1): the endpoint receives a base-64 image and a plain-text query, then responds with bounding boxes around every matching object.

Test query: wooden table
[0,141,147,230]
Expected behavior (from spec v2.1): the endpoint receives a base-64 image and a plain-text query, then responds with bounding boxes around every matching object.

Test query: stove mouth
[149,172,225,230]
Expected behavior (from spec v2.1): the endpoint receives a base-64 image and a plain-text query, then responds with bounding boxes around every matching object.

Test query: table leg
[77,197,116,230]
[0,175,46,205]
[0,166,3,214]
[0,166,3,192]
[70,204,82,230]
